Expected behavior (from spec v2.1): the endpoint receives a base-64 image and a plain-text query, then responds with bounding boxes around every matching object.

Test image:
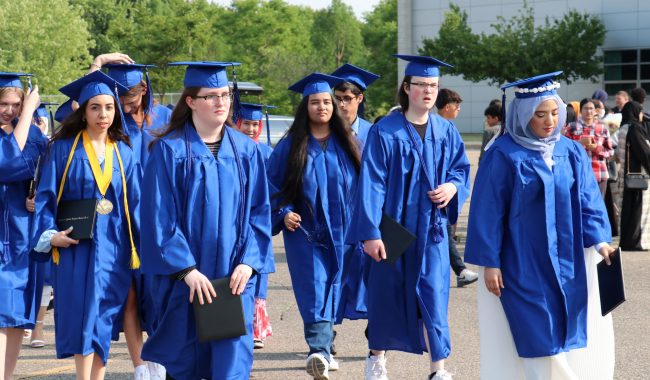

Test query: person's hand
[91,53,134,70]
[21,85,40,114]
[284,211,302,232]
[50,227,79,248]
[230,264,253,295]
[25,197,35,213]
[428,183,457,208]
[363,239,386,262]
[184,269,216,304]
[598,244,616,266]
[484,267,504,297]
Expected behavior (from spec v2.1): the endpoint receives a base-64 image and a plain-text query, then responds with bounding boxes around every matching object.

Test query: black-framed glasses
[193,93,232,103]
[409,82,438,90]
[334,95,358,105]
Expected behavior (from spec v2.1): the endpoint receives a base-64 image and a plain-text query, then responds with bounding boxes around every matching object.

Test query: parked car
[261,115,293,147]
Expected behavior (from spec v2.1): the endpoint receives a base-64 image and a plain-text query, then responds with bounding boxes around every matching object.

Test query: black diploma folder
[56,199,98,240]
[380,213,416,264]
[193,277,247,342]
[597,247,626,316]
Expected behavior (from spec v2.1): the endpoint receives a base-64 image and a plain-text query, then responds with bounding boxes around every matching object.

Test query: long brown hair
[51,96,130,146]
[123,81,151,126]
[274,93,361,209]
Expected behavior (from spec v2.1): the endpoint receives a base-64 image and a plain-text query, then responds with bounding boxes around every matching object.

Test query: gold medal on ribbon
[82,130,115,214]
[97,197,114,215]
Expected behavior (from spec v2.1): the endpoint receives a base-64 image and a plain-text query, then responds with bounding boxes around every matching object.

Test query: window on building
[604,49,650,95]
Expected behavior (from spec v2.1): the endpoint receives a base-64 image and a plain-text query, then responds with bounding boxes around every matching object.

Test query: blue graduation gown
[254,143,274,300]
[345,111,470,360]
[140,124,271,380]
[112,104,171,339]
[464,134,611,358]
[31,136,141,363]
[0,125,47,328]
[267,134,358,325]
[357,117,373,146]
[124,104,172,166]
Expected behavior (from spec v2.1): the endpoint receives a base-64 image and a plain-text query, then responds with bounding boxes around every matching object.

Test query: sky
[210,0,382,19]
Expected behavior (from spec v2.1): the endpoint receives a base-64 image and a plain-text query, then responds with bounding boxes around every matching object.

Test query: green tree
[0,0,94,95]
[69,0,129,57]
[419,2,606,85]
[311,0,366,70]
[360,0,398,117]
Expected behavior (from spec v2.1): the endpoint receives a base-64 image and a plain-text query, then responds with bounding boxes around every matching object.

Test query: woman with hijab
[465,72,616,379]
[619,101,650,251]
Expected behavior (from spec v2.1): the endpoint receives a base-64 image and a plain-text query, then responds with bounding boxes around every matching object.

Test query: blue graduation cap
[168,61,241,88]
[59,70,129,105]
[34,102,58,118]
[331,64,379,91]
[105,63,156,114]
[0,71,33,89]
[500,71,563,99]
[239,102,264,121]
[393,54,453,77]
[288,73,344,97]
[54,99,74,123]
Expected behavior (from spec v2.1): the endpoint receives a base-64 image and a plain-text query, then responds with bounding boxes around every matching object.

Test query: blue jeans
[447,223,466,276]
[304,321,333,362]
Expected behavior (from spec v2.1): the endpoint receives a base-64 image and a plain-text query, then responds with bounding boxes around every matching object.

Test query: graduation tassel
[499,90,507,137]
[232,68,241,124]
[265,106,272,146]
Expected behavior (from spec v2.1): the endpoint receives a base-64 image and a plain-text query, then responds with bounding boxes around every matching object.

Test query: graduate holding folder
[31,70,141,380]
[465,72,616,379]
[139,62,272,380]
[345,55,470,380]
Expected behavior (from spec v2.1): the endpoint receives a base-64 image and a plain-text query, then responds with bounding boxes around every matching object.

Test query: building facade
[398,0,650,132]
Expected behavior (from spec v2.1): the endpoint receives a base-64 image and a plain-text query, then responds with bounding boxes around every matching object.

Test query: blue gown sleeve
[345,125,388,243]
[266,139,294,236]
[0,133,34,181]
[464,148,513,268]
[443,125,471,225]
[140,141,196,275]
[574,143,612,247]
[239,146,273,274]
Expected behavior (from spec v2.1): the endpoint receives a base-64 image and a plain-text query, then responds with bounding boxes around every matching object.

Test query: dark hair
[273,94,361,209]
[579,98,595,111]
[333,81,362,96]
[51,96,130,147]
[631,87,646,104]
[565,103,576,124]
[489,99,502,107]
[435,88,462,109]
[484,103,502,120]
[149,87,233,150]
[396,75,413,112]
[621,100,643,127]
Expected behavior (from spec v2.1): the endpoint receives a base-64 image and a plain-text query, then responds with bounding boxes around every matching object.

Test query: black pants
[447,224,465,276]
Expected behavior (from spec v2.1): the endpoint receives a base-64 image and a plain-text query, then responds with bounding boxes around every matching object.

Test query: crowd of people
[0,49,638,380]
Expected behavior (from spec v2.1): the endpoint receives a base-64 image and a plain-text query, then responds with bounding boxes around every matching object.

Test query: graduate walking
[267,73,361,380]
[31,70,141,380]
[0,72,47,380]
[139,62,272,380]
[346,55,471,380]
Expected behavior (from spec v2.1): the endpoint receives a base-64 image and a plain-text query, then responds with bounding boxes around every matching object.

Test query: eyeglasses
[409,82,438,90]
[193,93,232,103]
[334,95,358,105]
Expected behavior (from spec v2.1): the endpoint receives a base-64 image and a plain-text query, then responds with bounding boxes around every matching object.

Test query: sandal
[30,339,45,348]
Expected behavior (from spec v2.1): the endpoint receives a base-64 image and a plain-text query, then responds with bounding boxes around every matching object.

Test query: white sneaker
[430,369,453,380]
[134,364,151,380]
[329,356,339,371]
[306,353,329,379]
[146,362,166,380]
[364,354,388,380]
[457,268,478,287]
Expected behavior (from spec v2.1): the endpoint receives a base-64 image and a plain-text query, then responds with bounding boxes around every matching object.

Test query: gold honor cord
[82,130,114,214]
[52,130,140,269]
